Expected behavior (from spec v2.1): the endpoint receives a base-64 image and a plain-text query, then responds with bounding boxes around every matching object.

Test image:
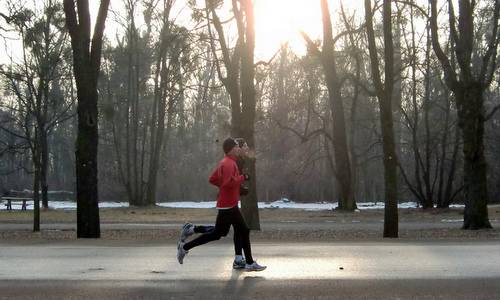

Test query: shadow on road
[221,269,266,297]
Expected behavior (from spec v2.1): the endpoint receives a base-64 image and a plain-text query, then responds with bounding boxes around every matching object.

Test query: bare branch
[429,0,458,90]
[364,0,384,95]
[254,46,280,67]
[206,1,233,77]
[204,4,224,83]
[275,118,328,145]
[344,73,377,97]
[397,159,426,204]
[331,23,367,46]
[394,0,429,17]
[63,0,78,39]
[481,0,500,87]
[90,0,111,80]
[300,30,321,57]
[485,104,500,121]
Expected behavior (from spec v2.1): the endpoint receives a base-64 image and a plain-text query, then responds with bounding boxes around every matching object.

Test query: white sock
[235,255,244,262]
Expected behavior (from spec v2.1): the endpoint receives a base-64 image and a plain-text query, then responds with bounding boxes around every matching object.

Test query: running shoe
[177,241,188,264]
[233,258,246,269]
[180,222,195,242]
[244,261,266,272]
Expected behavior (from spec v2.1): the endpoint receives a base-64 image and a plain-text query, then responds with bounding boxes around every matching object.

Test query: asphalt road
[1,241,500,299]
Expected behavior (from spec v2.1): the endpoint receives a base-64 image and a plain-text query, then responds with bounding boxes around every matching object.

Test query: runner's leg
[183,210,231,251]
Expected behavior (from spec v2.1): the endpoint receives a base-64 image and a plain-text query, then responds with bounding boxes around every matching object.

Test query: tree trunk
[240,155,260,230]
[392,13,402,169]
[146,80,167,206]
[75,75,101,238]
[365,0,399,237]
[313,0,355,211]
[128,20,140,206]
[457,87,492,229]
[40,128,49,209]
[146,3,172,205]
[442,123,460,208]
[327,83,355,211]
[33,167,40,232]
[380,96,399,237]
[64,0,109,238]
[436,94,451,208]
[422,70,433,209]
[206,0,260,229]
[32,134,41,232]
[239,0,260,230]
[428,0,496,229]
[349,63,360,207]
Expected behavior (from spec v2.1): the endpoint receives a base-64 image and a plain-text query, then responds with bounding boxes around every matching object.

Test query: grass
[1,205,499,224]
[1,205,499,241]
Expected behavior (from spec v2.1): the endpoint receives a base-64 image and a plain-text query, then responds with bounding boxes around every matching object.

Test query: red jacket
[209,155,244,209]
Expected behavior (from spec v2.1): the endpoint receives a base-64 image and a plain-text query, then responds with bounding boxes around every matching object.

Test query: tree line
[0,0,499,237]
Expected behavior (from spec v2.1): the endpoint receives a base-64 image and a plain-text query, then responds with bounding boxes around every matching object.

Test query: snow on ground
[1,198,466,211]
[157,199,466,211]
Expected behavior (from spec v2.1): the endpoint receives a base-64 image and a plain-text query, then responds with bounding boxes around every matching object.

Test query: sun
[254,0,364,60]
[254,0,321,59]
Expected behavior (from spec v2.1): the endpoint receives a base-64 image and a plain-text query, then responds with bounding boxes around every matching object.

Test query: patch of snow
[50,201,76,210]
[100,202,129,208]
[1,199,468,211]
[48,201,129,210]
[157,201,216,209]
[441,219,463,223]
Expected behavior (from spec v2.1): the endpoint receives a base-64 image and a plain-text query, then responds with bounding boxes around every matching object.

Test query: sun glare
[254,0,364,59]
[91,0,362,60]
[255,0,321,59]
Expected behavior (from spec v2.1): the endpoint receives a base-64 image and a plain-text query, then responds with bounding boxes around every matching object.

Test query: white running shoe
[233,258,246,269]
[244,261,266,272]
[180,223,195,242]
[177,241,188,264]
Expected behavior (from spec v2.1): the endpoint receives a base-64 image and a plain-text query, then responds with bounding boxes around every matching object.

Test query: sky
[253,0,365,59]
[89,0,366,60]
[0,0,379,64]
[1,0,428,64]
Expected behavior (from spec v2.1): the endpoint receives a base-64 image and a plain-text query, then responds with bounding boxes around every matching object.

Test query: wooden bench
[1,197,32,210]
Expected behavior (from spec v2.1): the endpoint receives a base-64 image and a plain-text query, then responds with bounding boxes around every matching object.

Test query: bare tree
[145,0,189,206]
[63,0,110,238]
[0,0,73,231]
[300,0,356,211]
[429,0,500,229]
[204,0,260,229]
[364,0,399,237]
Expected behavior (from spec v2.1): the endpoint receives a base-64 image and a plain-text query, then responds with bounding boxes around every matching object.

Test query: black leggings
[183,206,254,264]
[192,225,243,256]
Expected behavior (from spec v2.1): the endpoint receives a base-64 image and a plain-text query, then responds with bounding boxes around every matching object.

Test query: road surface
[1,241,500,299]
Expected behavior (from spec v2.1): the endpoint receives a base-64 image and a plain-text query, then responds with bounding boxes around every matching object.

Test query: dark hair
[222,137,238,154]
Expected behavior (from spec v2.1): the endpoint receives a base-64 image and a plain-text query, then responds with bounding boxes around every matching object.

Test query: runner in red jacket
[176,137,266,272]
[208,154,246,209]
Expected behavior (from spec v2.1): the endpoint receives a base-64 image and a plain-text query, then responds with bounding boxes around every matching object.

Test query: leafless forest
[0,0,499,236]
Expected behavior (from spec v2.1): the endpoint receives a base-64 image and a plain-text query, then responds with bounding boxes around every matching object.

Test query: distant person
[176,137,266,272]
[234,138,250,196]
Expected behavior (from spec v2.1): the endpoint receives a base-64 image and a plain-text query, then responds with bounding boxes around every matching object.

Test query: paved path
[1,241,500,299]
